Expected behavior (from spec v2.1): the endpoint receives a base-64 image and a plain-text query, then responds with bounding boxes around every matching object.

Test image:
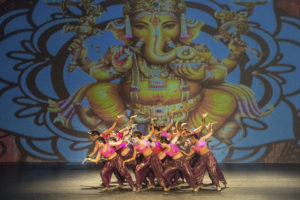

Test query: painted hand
[111,46,133,72]
[228,38,247,54]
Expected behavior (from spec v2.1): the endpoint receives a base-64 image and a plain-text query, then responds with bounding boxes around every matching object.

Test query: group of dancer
[82,113,228,192]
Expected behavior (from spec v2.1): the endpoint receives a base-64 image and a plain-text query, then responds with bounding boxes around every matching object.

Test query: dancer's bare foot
[101,187,110,192]
[217,186,221,191]
[132,187,137,192]
[116,184,123,189]
[164,187,171,192]
[147,184,155,189]
[193,185,202,192]
[136,187,142,192]
[171,185,180,190]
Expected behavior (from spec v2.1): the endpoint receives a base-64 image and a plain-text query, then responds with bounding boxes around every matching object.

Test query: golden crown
[123,0,186,16]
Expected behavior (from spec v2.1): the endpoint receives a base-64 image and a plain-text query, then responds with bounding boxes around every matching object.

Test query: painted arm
[221,38,247,73]
[173,46,227,83]
[68,40,125,80]
[90,46,133,79]
[173,40,246,83]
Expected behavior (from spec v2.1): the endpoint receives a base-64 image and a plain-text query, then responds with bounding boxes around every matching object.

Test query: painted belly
[120,79,202,105]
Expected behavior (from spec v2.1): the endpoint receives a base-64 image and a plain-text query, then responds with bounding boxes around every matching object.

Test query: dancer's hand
[151,117,157,124]
[210,122,217,129]
[81,158,88,165]
[116,115,124,120]
[130,115,137,120]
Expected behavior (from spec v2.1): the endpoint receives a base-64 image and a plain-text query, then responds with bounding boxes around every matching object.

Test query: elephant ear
[179,19,204,45]
[105,19,132,45]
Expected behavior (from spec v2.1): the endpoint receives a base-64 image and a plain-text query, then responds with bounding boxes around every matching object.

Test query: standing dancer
[83,114,126,188]
[110,115,139,188]
[183,123,228,191]
[82,137,136,192]
[159,133,200,192]
[124,131,168,192]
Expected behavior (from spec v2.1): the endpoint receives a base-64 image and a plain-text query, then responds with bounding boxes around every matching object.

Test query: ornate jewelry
[123,0,186,16]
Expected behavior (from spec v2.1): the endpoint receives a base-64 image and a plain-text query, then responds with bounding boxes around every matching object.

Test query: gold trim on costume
[198,146,210,155]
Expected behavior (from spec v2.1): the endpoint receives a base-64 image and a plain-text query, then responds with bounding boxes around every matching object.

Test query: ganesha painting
[2,0,300,163]
[48,0,273,146]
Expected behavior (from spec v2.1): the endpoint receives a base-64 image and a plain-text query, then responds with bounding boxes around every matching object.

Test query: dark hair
[89,130,100,136]
[160,136,170,144]
[189,134,199,140]
[96,137,106,144]
[109,137,117,142]
[153,126,160,131]
[132,131,142,138]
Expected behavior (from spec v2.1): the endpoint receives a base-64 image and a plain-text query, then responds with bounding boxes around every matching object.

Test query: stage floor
[1,163,300,200]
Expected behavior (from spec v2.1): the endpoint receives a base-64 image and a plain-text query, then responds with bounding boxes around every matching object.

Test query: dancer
[83,114,127,188]
[183,123,228,191]
[159,131,200,192]
[82,137,136,192]
[124,131,168,192]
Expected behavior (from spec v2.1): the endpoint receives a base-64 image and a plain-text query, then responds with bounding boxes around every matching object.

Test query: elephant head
[106,0,203,65]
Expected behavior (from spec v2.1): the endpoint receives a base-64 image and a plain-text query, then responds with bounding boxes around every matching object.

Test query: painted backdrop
[0,0,299,163]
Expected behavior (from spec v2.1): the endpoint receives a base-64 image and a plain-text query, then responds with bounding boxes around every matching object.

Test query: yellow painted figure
[49,0,272,145]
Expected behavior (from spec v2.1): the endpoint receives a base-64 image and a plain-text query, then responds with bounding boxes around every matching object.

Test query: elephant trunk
[143,29,179,65]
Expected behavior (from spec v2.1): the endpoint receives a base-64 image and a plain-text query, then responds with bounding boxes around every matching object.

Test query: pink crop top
[164,143,179,157]
[115,141,127,151]
[101,133,109,139]
[161,131,169,138]
[99,144,115,158]
[136,140,150,153]
[117,132,123,140]
[194,139,207,152]
[192,131,200,138]
[152,141,162,154]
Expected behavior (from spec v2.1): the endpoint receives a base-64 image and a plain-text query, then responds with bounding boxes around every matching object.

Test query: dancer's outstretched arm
[101,115,123,135]
[123,146,137,166]
[201,122,215,141]
[181,148,195,157]
[193,112,208,133]
[161,112,174,132]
